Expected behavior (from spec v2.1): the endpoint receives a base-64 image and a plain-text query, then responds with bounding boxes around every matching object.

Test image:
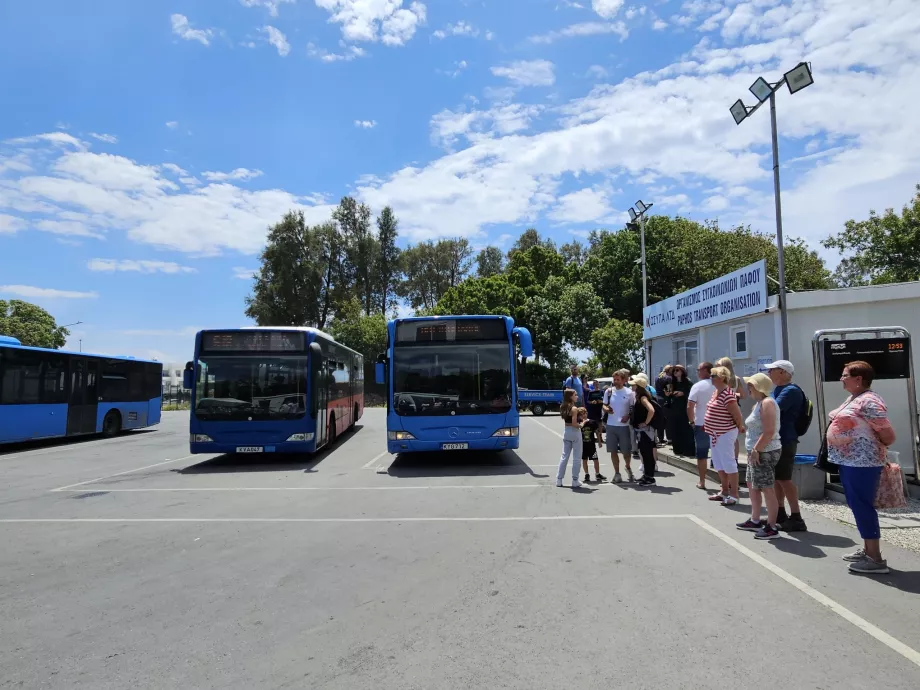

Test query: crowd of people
[555,357,898,575]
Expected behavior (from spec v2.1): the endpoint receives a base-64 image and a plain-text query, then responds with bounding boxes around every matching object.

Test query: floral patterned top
[827,391,893,468]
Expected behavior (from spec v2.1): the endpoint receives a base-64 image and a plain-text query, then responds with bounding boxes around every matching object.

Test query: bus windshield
[194,356,307,421]
[392,342,512,415]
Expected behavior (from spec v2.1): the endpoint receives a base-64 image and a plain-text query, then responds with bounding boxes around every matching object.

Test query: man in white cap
[767,359,807,532]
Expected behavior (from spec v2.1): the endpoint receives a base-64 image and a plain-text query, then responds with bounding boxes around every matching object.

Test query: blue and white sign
[643,260,768,339]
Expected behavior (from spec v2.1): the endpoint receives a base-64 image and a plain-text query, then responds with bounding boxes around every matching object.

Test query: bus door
[67,358,98,435]
[310,346,328,448]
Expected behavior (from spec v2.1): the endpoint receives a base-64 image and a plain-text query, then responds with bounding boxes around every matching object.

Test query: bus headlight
[191,434,213,443]
[388,431,416,441]
[491,427,519,437]
[286,433,314,442]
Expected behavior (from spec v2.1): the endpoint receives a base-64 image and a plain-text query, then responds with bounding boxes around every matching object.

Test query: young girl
[557,389,584,489]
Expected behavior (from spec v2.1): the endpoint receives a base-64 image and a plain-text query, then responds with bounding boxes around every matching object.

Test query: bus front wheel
[531,403,546,416]
[102,410,122,437]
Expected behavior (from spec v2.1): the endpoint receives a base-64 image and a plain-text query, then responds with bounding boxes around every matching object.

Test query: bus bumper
[189,440,315,455]
[387,437,519,454]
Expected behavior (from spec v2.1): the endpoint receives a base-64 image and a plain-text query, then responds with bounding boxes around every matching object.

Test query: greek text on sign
[643,260,768,339]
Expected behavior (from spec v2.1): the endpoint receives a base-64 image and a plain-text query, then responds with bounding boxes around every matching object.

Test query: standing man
[603,369,635,483]
[564,365,584,406]
[767,360,808,532]
[687,362,717,490]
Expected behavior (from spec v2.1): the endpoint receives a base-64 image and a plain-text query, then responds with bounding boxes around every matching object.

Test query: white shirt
[603,386,634,427]
[688,378,717,427]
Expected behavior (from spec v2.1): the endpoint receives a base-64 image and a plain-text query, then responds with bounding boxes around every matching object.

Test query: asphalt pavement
[2,409,920,689]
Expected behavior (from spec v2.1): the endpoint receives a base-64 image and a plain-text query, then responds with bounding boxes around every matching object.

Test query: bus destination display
[202,331,305,353]
[822,337,911,381]
[396,319,507,343]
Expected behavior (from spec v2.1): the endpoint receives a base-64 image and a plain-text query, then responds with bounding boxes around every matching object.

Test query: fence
[161,384,191,409]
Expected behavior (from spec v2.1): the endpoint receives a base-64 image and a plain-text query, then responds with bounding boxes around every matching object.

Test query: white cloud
[586,64,608,79]
[624,5,646,20]
[0,285,98,299]
[592,0,625,19]
[307,41,366,62]
[6,132,86,150]
[233,267,258,280]
[432,21,479,39]
[34,220,105,239]
[652,18,668,30]
[262,25,291,56]
[170,14,213,46]
[89,133,118,144]
[354,120,378,129]
[441,59,468,78]
[549,187,614,224]
[160,163,188,176]
[701,194,730,212]
[491,59,555,87]
[240,0,296,16]
[201,168,264,182]
[87,259,197,274]
[165,121,179,129]
[529,21,628,43]
[430,103,543,149]
[314,0,427,46]
[0,213,25,234]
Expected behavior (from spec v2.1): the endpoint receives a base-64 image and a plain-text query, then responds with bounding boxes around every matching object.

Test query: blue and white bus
[186,327,364,455]
[0,335,163,445]
[375,315,533,453]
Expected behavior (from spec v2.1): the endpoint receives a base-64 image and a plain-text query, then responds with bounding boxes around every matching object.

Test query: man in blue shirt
[767,360,807,532]
[564,365,584,406]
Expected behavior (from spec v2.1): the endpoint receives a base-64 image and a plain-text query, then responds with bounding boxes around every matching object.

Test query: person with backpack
[767,360,810,532]
[628,374,663,486]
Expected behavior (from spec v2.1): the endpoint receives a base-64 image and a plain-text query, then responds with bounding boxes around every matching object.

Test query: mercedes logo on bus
[448,427,460,439]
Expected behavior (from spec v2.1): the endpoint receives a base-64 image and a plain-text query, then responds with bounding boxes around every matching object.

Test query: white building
[160,362,189,392]
[644,264,920,477]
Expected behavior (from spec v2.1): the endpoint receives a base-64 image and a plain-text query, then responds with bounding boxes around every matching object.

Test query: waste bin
[792,454,826,500]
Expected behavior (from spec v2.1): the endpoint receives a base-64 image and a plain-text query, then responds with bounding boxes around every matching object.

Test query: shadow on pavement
[386,449,550,479]
[174,425,362,474]
[870,570,920,594]
[0,429,157,456]
[788,531,858,549]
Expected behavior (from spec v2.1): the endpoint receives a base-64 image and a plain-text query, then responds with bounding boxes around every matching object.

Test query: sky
[1,0,919,365]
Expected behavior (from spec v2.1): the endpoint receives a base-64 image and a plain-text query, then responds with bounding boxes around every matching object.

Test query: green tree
[398,238,473,311]
[333,196,377,315]
[507,228,555,260]
[475,246,504,277]
[560,240,588,265]
[822,184,920,286]
[328,298,388,364]
[0,300,69,348]
[375,206,401,315]
[434,275,527,320]
[590,318,644,374]
[506,244,566,298]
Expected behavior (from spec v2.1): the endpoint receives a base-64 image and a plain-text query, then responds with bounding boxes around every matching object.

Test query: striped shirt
[704,388,737,440]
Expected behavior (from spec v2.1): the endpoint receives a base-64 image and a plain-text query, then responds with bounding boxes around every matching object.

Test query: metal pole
[770,91,790,360]
[640,213,650,371]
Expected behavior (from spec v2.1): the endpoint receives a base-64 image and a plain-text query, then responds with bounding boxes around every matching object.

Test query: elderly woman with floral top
[828,360,896,575]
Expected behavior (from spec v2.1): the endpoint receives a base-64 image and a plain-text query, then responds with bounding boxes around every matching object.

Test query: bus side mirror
[513,327,533,358]
[183,362,194,390]
[375,362,386,385]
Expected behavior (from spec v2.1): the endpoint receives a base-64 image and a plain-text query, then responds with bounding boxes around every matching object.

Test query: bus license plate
[441,443,468,450]
[236,446,263,453]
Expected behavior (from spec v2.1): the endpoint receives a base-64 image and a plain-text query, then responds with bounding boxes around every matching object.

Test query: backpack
[790,384,814,437]
[633,396,667,432]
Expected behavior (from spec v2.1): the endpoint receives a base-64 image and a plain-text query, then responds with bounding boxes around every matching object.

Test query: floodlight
[730,99,748,125]
[749,76,772,103]
[628,207,637,222]
[635,200,649,214]
[784,62,814,95]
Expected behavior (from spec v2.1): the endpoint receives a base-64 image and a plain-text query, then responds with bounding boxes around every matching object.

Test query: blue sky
[1,0,919,364]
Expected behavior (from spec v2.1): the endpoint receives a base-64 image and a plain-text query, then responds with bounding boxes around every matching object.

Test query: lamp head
[628,207,637,222]
[749,76,772,103]
[635,200,649,214]
[730,98,748,125]
[784,62,814,94]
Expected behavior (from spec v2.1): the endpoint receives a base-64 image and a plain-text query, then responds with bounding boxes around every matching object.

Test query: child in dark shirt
[581,418,607,483]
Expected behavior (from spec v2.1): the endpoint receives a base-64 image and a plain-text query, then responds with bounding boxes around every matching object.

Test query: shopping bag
[875,463,908,510]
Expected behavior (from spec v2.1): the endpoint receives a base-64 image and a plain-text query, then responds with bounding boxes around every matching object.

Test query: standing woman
[629,374,658,486]
[668,365,696,457]
[829,361,896,575]
[556,389,584,489]
[654,365,673,445]
[705,366,746,505]
[736,374,783,539]
[716,356,745,460]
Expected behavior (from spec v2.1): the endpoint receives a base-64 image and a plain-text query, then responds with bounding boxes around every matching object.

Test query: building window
[672,337,699,373]
[730,324,749,359]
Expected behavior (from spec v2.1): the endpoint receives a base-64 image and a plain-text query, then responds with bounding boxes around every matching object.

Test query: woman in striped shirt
[704,366,746,506]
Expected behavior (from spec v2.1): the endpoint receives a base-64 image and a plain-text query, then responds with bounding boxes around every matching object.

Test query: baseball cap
[628,374,649,388]
[765,359,794,375]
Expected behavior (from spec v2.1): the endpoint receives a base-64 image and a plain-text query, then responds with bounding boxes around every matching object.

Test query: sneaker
[776,509,789,524]
[596,473,608,482]
[842,548,867,562]
[755,525,781,540]
[708,493,726,502]
[849,557,890,575]
[721,496,738,506]
[736,519,765,532]
[626,469,636,482]
[778,516,808,532]
[637,476,655,486]
[556,480,563,487]
[632,452,640,460]
[572,480,583,489]
[584,473,590,483]
[612,472,622,484]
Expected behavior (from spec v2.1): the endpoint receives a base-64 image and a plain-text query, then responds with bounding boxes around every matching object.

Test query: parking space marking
[525,417,563,439]
[362,451,390,469]
[52,483,551,492]
[49,455,196,492]
[687,514,920,669]
[0,514,685,523]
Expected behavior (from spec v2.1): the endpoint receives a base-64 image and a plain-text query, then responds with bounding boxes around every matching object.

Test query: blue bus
[375,315,533,453]
[186,327,364,455]
[0,335,163,444]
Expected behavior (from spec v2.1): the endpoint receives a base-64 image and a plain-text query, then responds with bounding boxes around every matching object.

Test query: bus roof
[0,337,160,364]
[391,315,512,323]
[199,326,338,340]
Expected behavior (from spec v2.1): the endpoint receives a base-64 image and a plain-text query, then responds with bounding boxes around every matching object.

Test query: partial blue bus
[375,315,533,453]
[186,327,364,455]
[0,335,162,445]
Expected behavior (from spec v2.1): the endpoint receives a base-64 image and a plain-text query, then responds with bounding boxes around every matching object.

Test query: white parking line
[49,456,196,492]
[362,451,389,469]
[687,514,920,670]
[0,514,685,523]
[53,484,551,492]
[526,417,563,439]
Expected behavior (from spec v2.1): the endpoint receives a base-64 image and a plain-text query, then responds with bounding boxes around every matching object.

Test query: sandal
[722,496,738,506]
[696,483,706,490]
[707,493,725,501]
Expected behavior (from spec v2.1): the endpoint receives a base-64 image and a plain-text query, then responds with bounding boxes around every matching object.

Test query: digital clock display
[395,319,507,343]
[201,331,305,353]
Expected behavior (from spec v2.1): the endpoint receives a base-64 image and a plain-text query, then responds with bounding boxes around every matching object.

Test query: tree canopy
[0,300,69,348]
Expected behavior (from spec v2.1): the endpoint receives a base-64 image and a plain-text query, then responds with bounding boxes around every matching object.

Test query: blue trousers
[839,465,883,540]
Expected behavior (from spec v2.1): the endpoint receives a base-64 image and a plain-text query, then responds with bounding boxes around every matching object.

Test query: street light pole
[629,200,653,371]
[769,91,790,360]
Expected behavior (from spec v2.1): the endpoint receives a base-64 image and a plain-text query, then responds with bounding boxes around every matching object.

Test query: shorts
[774,442,797,481]
[605,425,633,454]
[693,425,710,460]
[746,448,781,489]
[711,428,739,473]
[582,442,598,461]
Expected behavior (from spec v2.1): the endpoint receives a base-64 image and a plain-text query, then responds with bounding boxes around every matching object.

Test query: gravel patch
[800,497,920,555]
